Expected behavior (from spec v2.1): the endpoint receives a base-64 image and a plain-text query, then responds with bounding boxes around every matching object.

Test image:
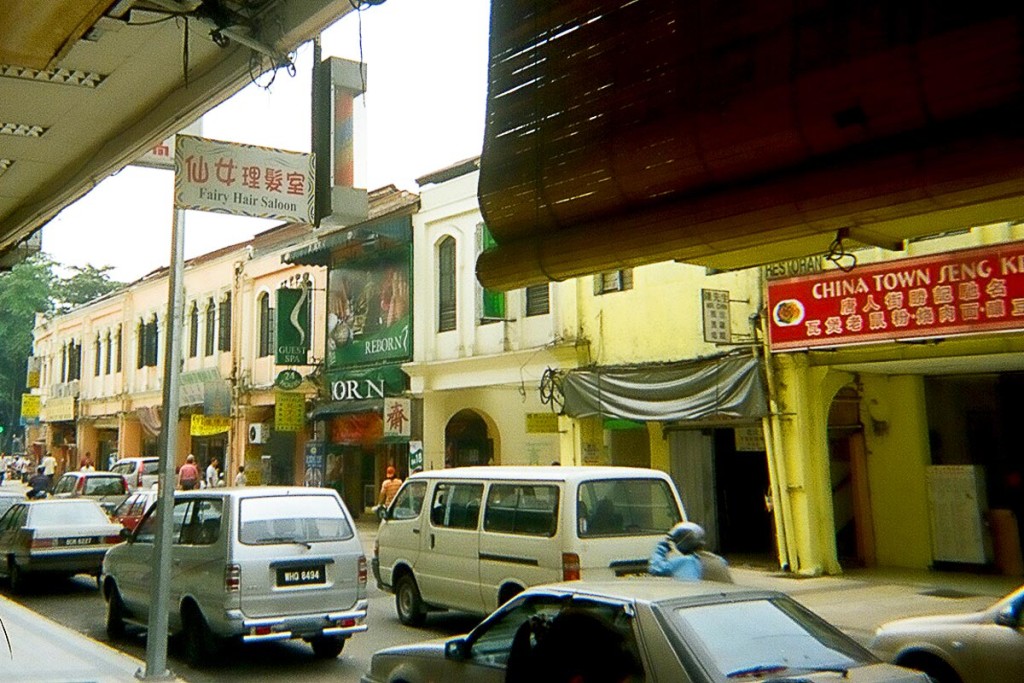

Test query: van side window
[577,479,681,537]
[484,484,559,536]
[180,498,223,545]
[430,482,484,530]
[391,481,427,520]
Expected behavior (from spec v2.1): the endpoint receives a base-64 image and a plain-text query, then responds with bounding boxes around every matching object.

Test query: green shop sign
[327,365,407,400]
[276,286,311,365]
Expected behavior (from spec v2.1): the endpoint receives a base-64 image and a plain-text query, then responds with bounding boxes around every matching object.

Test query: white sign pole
[141,205,186,680]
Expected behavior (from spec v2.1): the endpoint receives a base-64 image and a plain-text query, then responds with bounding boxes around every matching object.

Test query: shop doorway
[827,386,874,567]
[445,409,495,467]
[713,429,773,556]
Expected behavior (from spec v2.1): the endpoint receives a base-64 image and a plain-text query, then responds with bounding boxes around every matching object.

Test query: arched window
[188,302,199,358]
[258,292,273,357]
[218,293,232,351]
[94,333,102,376]
[204,298,216,356]
[438,236,457,332]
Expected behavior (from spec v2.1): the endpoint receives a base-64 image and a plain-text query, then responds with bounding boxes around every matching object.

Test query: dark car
[51,471,130,514]
[0,499,124,592]
[361,578,929,683]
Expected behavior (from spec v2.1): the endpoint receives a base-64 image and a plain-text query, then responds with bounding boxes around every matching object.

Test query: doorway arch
[445,409,500,467]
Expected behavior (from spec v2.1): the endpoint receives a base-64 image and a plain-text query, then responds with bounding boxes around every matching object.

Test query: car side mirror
[444,637,468,661]
[120,527,132,541]
[995,601,1022,628]
[376,504,388,521]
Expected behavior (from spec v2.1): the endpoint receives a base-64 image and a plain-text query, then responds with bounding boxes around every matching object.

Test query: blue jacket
[648,540,702,581]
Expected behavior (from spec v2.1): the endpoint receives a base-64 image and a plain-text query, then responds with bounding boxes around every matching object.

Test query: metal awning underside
[0,0,355,262]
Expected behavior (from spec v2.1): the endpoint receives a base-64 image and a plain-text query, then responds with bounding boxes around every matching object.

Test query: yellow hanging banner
[190,414,231,436]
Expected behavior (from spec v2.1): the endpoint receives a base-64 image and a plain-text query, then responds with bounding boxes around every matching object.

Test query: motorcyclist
[27,465,50,499]
[649,521,733,583]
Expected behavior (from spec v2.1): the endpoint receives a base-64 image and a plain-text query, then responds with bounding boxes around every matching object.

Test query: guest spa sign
[767,241,1024,351]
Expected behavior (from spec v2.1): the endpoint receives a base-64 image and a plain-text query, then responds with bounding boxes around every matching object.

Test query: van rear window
[239,495,353,544]
[483,484,559,537]
[577,478,681,537]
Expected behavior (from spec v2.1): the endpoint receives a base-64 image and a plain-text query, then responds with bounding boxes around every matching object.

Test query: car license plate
[59,537,96,547]
[276,565,325,587]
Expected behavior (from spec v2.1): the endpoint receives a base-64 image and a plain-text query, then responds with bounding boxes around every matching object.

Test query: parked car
[51,471,130,514]
[374,466,686,625]
[0,499,124,592]
[361,578,929,683]
[0,488,24,517]
[102,487,368,666]
[110,457,160,491]
[111,487,158,531]
[871,584,1024,683]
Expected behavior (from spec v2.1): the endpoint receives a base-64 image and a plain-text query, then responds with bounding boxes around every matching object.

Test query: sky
[42,0,490,283]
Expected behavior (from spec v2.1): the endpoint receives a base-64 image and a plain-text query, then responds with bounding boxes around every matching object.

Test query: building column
[771,353,849,575]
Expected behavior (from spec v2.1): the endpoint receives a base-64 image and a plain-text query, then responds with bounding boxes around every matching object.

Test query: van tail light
[357,555,367,586]
[225,564,240,592]
[103,534,123,545]
[562,553,581,581]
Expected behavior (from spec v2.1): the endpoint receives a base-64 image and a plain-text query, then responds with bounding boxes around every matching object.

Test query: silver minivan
[102,487,368,665]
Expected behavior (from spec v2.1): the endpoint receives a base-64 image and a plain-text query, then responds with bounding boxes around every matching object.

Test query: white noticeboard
[174,134,315,223]
[926,465,991,564]
[701,289,732,343]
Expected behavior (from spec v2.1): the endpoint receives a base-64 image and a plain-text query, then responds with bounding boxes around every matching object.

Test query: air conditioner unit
[248,423,269,444]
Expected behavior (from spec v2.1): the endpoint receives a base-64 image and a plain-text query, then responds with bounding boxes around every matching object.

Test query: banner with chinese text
[767,241,1024,351]
[275,391,306,432]
[190,414,231,436]
[174,135,314,223]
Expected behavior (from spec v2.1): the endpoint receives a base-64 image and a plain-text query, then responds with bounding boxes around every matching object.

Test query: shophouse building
[764,223,1024,577]
[29,221,325,488]
[284,186,421,515]
[403,158,583,475]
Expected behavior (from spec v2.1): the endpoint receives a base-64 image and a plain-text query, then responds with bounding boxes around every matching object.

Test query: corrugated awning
[476,2,1024,290]
[284,215,412,267]
[561,354,767,423]
[309,399,382,420]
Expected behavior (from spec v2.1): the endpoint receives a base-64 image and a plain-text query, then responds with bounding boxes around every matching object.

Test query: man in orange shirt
[377,465,403,508]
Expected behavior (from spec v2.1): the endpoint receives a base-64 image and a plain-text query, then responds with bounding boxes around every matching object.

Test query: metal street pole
[140,206,186,680]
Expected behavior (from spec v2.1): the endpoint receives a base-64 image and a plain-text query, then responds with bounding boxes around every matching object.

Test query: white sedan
[0,498,124,592]
[872,585,1024,683]
[362,578,929,683]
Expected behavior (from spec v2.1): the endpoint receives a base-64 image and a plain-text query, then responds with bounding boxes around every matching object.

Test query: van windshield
[239,494,353,545]
[577,478,681,537]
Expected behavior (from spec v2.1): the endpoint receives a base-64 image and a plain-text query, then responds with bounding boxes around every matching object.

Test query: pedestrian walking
[234,465,246,487]
[377,465,403,508]
[177,454,200,490]
[41,451,58,489]
[205,457,220,489]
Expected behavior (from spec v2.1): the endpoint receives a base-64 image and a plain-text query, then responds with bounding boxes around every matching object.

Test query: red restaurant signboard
[767,241,1024,351]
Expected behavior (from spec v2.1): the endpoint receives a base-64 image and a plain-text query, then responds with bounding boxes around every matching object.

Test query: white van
[372,466,686,625]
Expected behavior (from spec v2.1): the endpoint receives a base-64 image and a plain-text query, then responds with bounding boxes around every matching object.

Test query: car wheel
[310,635,345,659]
[182,603,218,668]
[8,559,28,594]
[899,654,962,683]
[106,585,126,639]
[396,573,426,627]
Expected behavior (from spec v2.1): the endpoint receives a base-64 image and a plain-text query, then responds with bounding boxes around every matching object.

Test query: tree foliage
[54,263,123,313]
[0,255,123,439]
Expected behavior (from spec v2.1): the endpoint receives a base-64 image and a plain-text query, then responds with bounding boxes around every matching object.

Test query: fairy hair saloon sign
[767,241,1024,351]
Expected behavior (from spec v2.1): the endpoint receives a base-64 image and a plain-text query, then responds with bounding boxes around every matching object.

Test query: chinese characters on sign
[383,398,411,438]
[174,135,315,223]
[275,391,306,432]
[702,289,732,343]
[767,241,1024,351]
